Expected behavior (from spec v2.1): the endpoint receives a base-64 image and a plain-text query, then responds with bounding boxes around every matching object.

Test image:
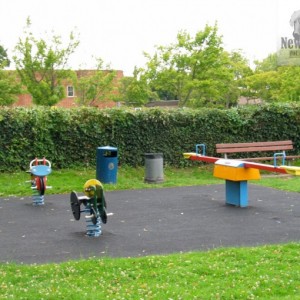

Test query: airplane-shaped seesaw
[184,144,300,207]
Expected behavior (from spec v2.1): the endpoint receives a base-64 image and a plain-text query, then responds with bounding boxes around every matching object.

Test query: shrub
[1,103,300,171]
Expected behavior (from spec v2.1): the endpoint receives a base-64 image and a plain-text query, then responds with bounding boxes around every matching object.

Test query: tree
[13,17,79,106]
[192,50,252,108]
[221,50,253,107]
[75,58,117,106]
[241,54,300,103]
[0,70,22,106]
[241,71,280,101]
[276,66,300,102]
[118,67,158,106]
[0,45,21,106]
[240,53,280,102]
[142,24,249,108]
[254,53,278,73]
[0,45,10,68]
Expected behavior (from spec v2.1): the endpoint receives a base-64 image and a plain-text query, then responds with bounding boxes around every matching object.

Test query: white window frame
[67,86,75,97]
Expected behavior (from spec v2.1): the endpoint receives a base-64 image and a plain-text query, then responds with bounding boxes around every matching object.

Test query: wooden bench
[216,140,300,163]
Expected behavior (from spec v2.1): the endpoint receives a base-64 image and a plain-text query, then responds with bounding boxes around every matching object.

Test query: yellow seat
[280,166,300,176]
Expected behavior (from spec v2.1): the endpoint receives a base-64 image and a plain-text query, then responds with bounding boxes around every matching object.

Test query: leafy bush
[1,103,300,172]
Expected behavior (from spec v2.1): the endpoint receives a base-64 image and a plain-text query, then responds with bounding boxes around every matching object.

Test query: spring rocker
[27,158,52,206]
[184,144,300,208]
[70,179,107,237]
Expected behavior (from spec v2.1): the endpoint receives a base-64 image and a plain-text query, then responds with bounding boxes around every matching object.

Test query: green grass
[1,164,300,197]
[1,244,300,299]
[0,164,221,197]
[256,174,300,193]
[1,165,300,299]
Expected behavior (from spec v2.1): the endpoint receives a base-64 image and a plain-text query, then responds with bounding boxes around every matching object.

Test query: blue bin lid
[98,146,117,151]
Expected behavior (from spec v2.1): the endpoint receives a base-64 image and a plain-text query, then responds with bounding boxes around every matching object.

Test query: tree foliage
[277,66,300,102]
[241,53,300,103]
[254,53,278,73]
[141,24,251,108]
[0,45,10,68]
[241,71,280,101]
[118,67,158,106]
[13,18,79,106]
[144,24,224,106]
[75,58,117,106]
[0,70,22,106]
[0,45,21,106]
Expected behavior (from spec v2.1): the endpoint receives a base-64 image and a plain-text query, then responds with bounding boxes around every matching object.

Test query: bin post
[96,146,118,184]
[144,153,164,183]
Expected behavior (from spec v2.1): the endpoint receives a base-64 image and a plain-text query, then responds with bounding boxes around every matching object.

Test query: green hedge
[1,104,300,172]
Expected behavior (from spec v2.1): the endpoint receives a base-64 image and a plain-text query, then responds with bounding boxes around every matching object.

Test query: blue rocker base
[225,180,248,207]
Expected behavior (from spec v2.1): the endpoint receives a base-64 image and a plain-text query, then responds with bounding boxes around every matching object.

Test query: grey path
[1,184,300,264]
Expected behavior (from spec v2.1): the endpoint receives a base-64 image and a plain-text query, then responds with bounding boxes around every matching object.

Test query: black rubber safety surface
[1,184,300,264]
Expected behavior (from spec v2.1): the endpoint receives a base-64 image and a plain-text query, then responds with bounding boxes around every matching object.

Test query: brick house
[13,70,124,108]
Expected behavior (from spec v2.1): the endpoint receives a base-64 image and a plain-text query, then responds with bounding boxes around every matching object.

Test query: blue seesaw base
[225,180,248,207]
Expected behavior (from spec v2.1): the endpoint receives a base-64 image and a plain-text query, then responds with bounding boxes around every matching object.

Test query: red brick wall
[13,94,33,107]
[55,98,78,108]
[13,70,124,108]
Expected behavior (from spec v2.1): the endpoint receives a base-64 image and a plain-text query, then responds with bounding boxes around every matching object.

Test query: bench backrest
[216,140,293,155]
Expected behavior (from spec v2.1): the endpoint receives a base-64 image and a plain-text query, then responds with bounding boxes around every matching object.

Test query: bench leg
[225,180,248,207]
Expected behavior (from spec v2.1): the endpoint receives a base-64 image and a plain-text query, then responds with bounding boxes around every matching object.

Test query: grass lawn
[1,165,300,299]
[1,243,300,299]
[2,164,300,197]
[0,164,222,197]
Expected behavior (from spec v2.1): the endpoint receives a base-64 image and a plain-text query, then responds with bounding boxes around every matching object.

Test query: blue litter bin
[96,146,118,184]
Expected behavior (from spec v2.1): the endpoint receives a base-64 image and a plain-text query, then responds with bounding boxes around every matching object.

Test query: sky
[1,0,299,76]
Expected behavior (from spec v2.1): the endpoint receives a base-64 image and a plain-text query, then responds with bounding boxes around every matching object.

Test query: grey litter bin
[144,153,164,183]
[96,146,118,184]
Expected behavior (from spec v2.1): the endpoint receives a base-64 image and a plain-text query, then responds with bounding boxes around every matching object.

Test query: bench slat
[239,156,300,161]
[220,156,300,162]
[285,155,300,159]
[217,145,293,153]
[215,140,299,162]
[216,140,292,148]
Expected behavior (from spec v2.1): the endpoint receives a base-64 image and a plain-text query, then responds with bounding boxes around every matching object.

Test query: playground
[1,184,300,264]
[1,143,300,264]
